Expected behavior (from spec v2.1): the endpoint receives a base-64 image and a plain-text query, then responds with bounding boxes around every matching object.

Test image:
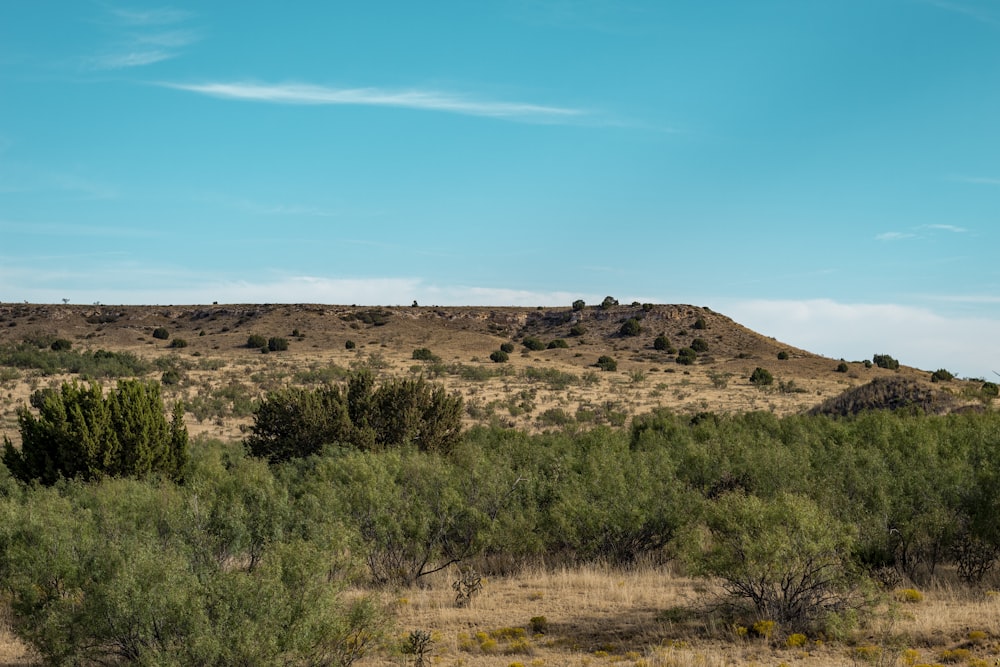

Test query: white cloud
[87,49,175,69]
[875,231,915,241]
[922,224,968,233]
[85,5,199,70]
[162,82,587,122]
[109,7,193,26]
[718,297,1000,379]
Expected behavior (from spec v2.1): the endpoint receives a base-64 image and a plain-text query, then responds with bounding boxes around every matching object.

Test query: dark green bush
[50,338,72,351]
[619,318,641,337]
[247,334,267,349]
[836,362,849,373]
[983,382,999,398]
[595,355,617,371]
[152,327,170,340]
[267,337,288,352]
[169,338,189,349]
[930,369,954,383]
[676,348,697,365]
[569,324,586,337]
[653,334,671,351]
[693,316,707,330]
[749,367,774,387]
[873,354,900,370]
[600,296,618,310]
[777,351,789,360]
[412,348,438,361]
[522,337,546,351]
[690,338,709,353]
[345,340,356,350]
[572,299,586,311]
[500,342,515,354]
[490,350,509,363]
[547,339,569,349]
[2,379,188,484]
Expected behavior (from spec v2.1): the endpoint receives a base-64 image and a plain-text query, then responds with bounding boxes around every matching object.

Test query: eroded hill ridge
[0,302,991,442]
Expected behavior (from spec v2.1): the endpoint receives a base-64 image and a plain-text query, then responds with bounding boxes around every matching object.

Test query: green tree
[749,367,774,387]
[619,318,641,336]
[572,299,586,311]
[3,380,188,484]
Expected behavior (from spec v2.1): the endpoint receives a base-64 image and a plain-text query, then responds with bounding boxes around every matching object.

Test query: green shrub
[777,350,789,360]
[595,355,617,371]
[676,348,697,365]
[653,334,671,351]
[2,379,188,484]
[872,354,899,370]
[836,362,849,373]
[693,316,707,330]
[931,369,954,383]
[982,382,999,398]
[490,350,509,363]
[500,342,515,354]
[267,337,288,352]
[619,318,641,336]
[690,338,709,353]
[247,334,267,349]
[50,338,72,351]
[345,339,356,350]
[169,338,188,349]
[600,296,618,310]
[572,299,586,311]
[412,348,438,362]
[522,337,546,351]
[749,367,774,386]
[547,339,569,349]
[152,327,170,340]
[569,324,586,337]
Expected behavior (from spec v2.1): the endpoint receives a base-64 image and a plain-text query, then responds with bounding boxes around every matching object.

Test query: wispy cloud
[162,81,588,122]
[950,174,1000,185]
[875,232,915,241]
[922,224,968,233]
[85,5,199,70]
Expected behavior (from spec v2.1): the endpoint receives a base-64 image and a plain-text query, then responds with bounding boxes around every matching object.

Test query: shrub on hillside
[600,296,618,310]
[247,334,267,349]
[873,354,900,370]
[500,342,515,354]
[653,334,673,352]
[690,338,709,353]
[983,382,999,398]
[345,339,356,350]
[836,362,849,373]
[676,348,697,365]
[749,367,774,387]
[50,338,72,351]
[267,337,288,352]
[169,338,188,349]
[693,316,707,330]
[569,324,586,337]
[930,369,954,383]
[490,350,509,363]
[619,318,641,337]
[152,327,170,340]
[522,337,546,351]
[412,348,438,362]
[777,350,789,360]
[595,356,617,371]
[547,339,569,349]
[572,299,586,311]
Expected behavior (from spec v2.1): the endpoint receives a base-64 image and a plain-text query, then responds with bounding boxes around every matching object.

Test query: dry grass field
[0,302,996,667]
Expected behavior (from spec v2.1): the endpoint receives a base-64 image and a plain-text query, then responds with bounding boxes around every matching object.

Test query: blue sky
[2,1,999,378]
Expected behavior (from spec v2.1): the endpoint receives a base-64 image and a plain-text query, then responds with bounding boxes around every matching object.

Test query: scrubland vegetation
[2,370,1000,665]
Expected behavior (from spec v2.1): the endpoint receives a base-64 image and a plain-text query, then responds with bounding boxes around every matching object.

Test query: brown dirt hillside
[0,302,990,444]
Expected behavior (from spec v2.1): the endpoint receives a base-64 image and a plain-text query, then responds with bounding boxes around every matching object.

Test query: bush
[690,338,709,353]
[572,299,586,311]
[676,348,697,365]
[931,369,954,383]
[619,318,641,336]
[693,316,707,330]
[569,324,586,337]
[412,348,438,361]
[777,350,789,360]
[345,339,356,350]
[267,337,288,352]
[684,493,861,632]
[522,337,546,351]
[169,338,189,349]
[152,327,170,340]
[836,362,849,373]
[595,356,617,371]
[2,379,188,484]
[653,334,672,351]
[749,367,774,387]
[872,354,900,370]
[50,338,72,351]
[247,334,267,349]
[600,296,618,310]
[547,339,569,349]
[490,350,509,363]
[983,382,999,398]
[500,342,515,354]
